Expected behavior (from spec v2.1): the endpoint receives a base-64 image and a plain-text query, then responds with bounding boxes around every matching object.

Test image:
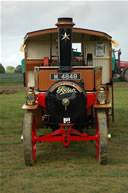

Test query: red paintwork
[120,61,128,69]
[32,123,99,160]
[43,57,49,66]
[34,92,99,161]
[37,92,97,109]
[86,93,97,108]
[37,93,46,108]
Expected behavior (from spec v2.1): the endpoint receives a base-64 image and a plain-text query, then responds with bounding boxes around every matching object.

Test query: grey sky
[1,1,128,68]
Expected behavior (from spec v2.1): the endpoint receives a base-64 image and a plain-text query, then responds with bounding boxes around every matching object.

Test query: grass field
[0,82,128,193]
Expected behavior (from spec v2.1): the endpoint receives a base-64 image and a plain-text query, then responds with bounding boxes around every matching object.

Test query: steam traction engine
[21,18,113,165]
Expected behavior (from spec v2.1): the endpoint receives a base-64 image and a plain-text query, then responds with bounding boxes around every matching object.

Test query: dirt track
[0,85,26,94]
[113,81,128,88]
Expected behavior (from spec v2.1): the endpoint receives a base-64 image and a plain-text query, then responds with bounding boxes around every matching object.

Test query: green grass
[0,80,23,86]
[0,85,128,193]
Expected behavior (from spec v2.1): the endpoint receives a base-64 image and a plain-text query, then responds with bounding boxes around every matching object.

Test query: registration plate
[50,73,81,80]
[63,118,70,124]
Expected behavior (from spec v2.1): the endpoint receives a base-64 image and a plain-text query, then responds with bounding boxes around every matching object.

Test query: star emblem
[61,32,70,41]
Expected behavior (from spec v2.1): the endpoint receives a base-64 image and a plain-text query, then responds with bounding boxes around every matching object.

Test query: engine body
[45,80,88,130]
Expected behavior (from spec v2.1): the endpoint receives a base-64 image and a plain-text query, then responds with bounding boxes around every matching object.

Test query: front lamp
[26,88,35,105]
[97,87,106,104]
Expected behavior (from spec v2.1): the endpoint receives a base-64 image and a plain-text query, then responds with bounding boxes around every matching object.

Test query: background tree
[6,66,15,73]
[15,65,22,73]
[0,63,5,73]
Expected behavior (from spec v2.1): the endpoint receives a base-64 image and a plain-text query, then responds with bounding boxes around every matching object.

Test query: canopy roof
[24,27,112,41]
[20,27,119,52]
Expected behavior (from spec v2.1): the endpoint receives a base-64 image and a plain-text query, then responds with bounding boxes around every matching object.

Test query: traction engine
[22,18,112,165]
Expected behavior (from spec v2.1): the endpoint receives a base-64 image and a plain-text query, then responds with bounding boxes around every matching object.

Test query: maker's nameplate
[50,73,81,80]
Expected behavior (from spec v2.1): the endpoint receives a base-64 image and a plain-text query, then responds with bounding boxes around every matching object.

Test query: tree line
[0,63,22,73]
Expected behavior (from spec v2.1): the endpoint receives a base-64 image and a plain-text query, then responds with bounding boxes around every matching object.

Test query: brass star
[61,32,70,41]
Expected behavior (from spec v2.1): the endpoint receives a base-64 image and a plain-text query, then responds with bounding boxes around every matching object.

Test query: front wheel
[97,109,108,165]
[23,110,36,166]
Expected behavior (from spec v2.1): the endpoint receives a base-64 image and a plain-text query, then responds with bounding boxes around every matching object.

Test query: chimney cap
[56,17,75,27]
[58,17,73,23]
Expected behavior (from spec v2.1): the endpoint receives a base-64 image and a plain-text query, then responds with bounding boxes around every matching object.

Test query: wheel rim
[23,111,37,165]
[96,109,108,164]
[32,117,36,161]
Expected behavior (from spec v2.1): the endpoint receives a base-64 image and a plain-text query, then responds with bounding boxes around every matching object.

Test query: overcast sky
[1,0,128,68]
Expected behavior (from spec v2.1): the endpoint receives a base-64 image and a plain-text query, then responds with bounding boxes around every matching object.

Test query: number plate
[50,73,81,80]
[63,118,70,124]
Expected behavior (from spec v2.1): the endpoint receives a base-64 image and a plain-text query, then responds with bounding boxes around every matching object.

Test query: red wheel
[23,110,36,165]
[96,109,108,165]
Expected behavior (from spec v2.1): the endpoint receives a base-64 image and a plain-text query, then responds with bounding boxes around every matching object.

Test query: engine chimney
[56,17,75,72]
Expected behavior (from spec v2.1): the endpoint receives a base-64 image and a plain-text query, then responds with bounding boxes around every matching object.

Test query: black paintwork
[45,80,88,130]
[58,17,73,23]
[58,28,72,72]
